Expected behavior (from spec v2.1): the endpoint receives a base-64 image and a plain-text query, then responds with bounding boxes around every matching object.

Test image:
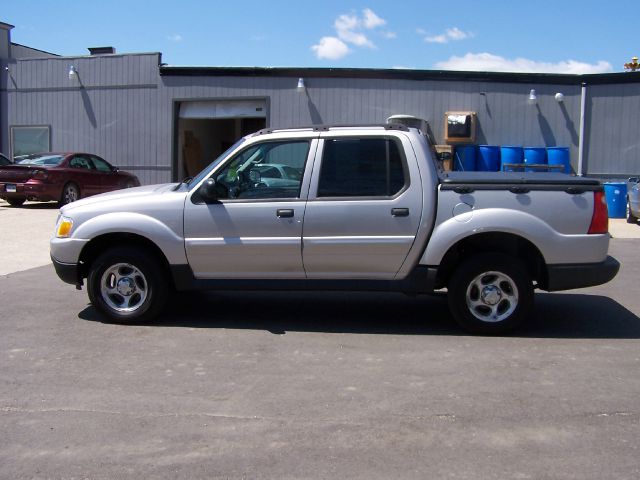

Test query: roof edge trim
[159,66,640,86]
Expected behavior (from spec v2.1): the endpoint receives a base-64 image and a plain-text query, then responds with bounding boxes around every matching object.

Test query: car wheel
[87,247,168,323]
[60,183,80,206]
[627,199,638,224]
[7,197,26,207]
[125,180,136,188]
[447,253,533,334]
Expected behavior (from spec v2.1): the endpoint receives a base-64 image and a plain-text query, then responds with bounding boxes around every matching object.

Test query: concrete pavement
[0,200,59,275]
[0,240,639,479]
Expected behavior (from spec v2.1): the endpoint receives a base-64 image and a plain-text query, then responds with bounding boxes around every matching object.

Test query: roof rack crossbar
[252,123,410,136]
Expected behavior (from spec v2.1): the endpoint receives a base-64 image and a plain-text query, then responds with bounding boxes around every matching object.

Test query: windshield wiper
[174,176,193,190]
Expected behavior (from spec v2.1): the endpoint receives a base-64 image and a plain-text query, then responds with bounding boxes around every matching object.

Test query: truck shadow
[79,290,640,339]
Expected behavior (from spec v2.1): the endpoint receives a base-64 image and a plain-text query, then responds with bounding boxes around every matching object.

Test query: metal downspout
[577,82,587,176]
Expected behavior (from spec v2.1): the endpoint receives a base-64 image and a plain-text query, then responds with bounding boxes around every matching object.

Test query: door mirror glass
[198,178,219,203]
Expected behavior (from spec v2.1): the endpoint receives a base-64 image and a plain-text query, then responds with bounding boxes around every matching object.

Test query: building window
[11,126,51,159]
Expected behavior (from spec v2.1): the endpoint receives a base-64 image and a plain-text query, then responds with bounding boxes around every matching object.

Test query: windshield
[188,137,246,190]
[16,154,64,167]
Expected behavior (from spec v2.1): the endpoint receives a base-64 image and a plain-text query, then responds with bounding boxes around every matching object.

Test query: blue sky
[3,0,636,73]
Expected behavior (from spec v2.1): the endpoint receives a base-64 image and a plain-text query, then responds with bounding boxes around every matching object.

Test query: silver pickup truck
[51,125,619,333]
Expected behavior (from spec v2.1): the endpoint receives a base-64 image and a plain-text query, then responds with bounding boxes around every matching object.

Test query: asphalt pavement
[0,200,639,479]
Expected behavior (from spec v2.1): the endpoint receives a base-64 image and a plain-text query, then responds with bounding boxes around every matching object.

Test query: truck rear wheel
[87,246,168,323]
[448,253,533,334]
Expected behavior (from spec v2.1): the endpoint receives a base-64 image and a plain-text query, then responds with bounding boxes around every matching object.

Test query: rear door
[302,133,423,279]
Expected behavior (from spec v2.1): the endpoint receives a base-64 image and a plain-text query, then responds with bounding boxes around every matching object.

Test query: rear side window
[318,138,406,197]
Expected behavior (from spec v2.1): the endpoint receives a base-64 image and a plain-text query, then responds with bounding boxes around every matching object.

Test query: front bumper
[543,255,620,291]
[51,255,82,286]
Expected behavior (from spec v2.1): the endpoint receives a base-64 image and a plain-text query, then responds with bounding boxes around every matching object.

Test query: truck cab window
[318,138,405,197]
[212,141,309,200]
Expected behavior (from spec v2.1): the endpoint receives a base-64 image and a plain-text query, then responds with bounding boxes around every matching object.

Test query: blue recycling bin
[603,182,627,218]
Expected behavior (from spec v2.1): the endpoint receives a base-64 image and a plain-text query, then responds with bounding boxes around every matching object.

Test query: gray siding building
[1,21,639,185]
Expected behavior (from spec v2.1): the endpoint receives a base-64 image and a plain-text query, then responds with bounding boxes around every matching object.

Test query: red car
[0,153,140,206]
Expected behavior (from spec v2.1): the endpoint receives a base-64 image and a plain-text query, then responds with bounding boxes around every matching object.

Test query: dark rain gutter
[159,66,640,86]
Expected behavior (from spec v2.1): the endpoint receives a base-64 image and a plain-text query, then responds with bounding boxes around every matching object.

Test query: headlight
[55,215,74,238]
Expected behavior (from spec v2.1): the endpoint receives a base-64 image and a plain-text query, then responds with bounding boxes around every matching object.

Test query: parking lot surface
[1,201,640,479]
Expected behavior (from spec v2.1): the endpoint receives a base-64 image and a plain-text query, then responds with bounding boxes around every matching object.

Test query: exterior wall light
[68,65,78,80]
[528,89,537,105]
[297,77,306,93]
[555,92,565,103]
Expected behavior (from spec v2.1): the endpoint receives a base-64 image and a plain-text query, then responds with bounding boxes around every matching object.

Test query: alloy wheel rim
[65,186,78,203]
[100,262,148,314]
[465,270,519,323]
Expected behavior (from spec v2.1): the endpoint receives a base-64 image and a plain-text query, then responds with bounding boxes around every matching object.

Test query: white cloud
[312,9,390,59]
[434,52,613,74]
[167,34,183,42]
[311,36,351,60]
[363,8,386,29]
[336,14,374,47]
[425,34,447,44]
[425,27,473,44]
[445,27,471,41]
[416,28,427,35]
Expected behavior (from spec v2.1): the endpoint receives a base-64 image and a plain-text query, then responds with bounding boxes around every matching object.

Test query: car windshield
[188,137,246,190]
[16,154,64,167]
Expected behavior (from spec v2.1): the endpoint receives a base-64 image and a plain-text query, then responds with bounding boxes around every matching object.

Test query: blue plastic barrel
[603,182,627,218]
[500,146,524,171]
[523,147,547,172]
[547,147,571,174]
[477,145,500,171]
[454,145,477,171]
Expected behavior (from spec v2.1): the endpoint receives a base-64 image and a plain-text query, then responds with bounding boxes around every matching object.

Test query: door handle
[391,208,410,217]
[277,209,294,218]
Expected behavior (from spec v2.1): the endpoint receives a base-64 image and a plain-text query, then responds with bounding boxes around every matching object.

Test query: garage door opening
[176,100,267,180]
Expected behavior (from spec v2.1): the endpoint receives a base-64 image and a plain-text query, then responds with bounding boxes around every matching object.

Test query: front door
[302,135,423,279]
[184,138,316,279]
[68,155,102,196]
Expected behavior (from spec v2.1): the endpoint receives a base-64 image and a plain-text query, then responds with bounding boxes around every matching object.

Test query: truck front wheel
[87,247,168,323]
[447,253,533,334]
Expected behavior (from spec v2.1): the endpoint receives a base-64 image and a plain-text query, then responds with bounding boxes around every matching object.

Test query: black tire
[627,199,638,224]
[87,247,168,323]
[7,197,26,207]
[447,253,533,334]
[60,182,80,206]
[124,180,136,188]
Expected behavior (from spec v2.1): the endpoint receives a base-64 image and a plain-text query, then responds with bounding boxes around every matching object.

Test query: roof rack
[252,123,410,136]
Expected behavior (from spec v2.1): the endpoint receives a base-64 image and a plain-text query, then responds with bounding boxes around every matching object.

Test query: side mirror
[198,178,219,203]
